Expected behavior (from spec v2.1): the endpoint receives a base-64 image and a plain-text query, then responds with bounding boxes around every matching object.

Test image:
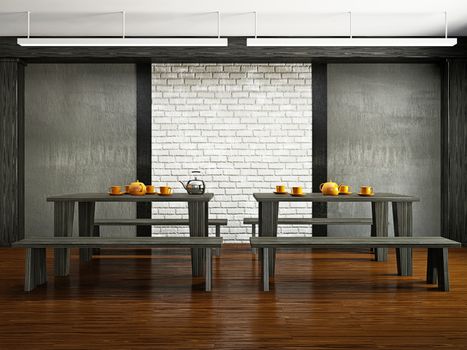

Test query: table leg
[259,201,279,276]
[214,224,220,257]
[393,202,413,276]
[188,201,209,277]
[251,224,257,254]
[79,202,95,263]
[371,202,388,262]
[92,225,100,255]
[54,201,75,276]
[205,248,212,291]
[262,248,270,291]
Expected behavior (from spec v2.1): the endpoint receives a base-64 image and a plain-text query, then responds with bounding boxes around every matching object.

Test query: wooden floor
[1,245,467,349]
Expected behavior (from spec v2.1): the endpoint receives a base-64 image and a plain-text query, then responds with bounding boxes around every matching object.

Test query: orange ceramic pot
[319,180,339,196]
[128,180,146,196]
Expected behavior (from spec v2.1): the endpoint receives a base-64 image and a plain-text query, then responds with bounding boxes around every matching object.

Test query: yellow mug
[338,184,351,194]
[360,186,373,195]
[146,185,156,194]
[110,185,121,194]
[276,185,286,193]
[292,186,303,195]
[160,186,173,195]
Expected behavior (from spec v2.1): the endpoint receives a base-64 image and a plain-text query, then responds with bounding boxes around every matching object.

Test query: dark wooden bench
[244,217,373,235]
[244,217,373,252]
[13,237,222,292]
[93,218,227,256]
[250,236,461,292]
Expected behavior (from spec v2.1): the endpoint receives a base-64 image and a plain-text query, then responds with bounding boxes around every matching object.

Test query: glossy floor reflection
[1,245,466,349]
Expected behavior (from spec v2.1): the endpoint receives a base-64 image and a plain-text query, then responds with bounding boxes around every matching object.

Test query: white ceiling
[1,0,467,37]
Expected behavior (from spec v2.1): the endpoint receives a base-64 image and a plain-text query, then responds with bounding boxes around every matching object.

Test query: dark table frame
[47,193,214,277]
[253,192,420,276]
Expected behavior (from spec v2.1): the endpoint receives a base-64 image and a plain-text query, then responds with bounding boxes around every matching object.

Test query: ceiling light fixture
[246,11,457,47]
[17,11,228,47]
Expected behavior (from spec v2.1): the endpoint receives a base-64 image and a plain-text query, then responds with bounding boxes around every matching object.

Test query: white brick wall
[151,63,312,242]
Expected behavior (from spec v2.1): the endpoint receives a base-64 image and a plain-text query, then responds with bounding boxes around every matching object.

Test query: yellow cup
[276,185,286,193]
[160,186,173,195]
[360,186,373,195]
[110,186,121,194]
[338,184,351,194]
[292,186,303,195]
[146,185,156,194]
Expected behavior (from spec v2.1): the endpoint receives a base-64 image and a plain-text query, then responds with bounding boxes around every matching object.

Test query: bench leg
[25,248,47,292]
[426,248,438,284]
[35,248,47,286]
[205,248,212,291]
[251,224,257,254]
[426,248,450,291]
[436,248,450,291]
[25,249,35,292]
[262,248,270,291]
[213,225,220,257]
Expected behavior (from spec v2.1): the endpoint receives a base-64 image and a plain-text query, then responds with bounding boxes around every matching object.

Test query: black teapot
[179,171,206,195]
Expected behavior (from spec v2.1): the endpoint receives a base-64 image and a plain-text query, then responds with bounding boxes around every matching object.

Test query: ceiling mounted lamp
[246,11,457,47]
[17,11,228,47]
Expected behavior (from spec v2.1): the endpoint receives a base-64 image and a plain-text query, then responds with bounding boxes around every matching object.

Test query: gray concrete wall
[25,64,137,238]
[327,64,441,237]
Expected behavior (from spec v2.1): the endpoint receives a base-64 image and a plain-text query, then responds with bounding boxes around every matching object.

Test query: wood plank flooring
[0,245,467,349]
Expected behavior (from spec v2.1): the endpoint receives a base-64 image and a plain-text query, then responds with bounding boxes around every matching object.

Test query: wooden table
[47,193,214,277]
[253,192,420,276]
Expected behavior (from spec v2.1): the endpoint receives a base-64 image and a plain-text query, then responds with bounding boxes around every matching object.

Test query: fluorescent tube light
[247,37,457,47]
[17,38,228,47]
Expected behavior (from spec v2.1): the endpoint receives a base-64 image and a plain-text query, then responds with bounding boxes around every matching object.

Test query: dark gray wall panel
[25,64,137,238]
[0,59,25,245]
[445,60,467,243]
[327,64,441,237]
[311,63,327,236]
[136,64,152,237]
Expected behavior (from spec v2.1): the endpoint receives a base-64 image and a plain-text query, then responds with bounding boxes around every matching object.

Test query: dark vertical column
[440,60,449,242]
[0,59,25,246]
[312,63,327,236]
[443,59,467,244]
[136,63,152,237]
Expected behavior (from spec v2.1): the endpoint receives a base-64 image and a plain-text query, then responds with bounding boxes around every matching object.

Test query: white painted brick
[152,64,312,241]
[220,66,238,73]
[257,66,276,73]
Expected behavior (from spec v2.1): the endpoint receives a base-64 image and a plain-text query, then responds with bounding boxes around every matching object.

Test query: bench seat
[244,217,373,254]
[94,218,228,226]
[244,217,373,225]
[93,218,227,256]
[13,237,222,292]
[250,236,460,292]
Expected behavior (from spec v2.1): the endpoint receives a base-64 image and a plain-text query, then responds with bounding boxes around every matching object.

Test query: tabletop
[253,192,420,202]
[47,193,214,202]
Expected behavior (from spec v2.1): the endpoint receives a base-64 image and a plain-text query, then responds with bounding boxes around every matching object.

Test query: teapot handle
[200,179,206,194]
[319,183,324,191]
